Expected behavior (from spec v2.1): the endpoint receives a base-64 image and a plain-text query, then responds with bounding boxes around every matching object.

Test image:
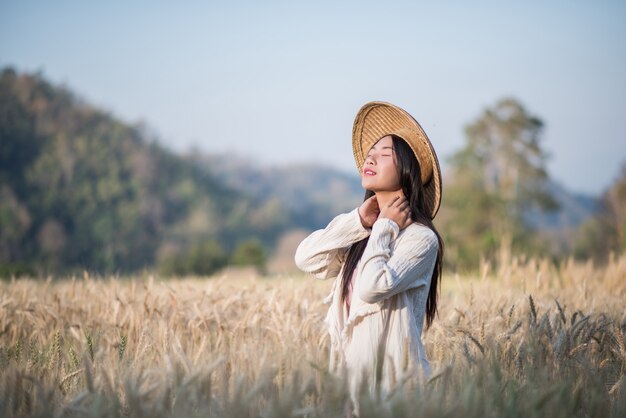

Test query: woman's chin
[361,180,375,190]
[361,177,380,189]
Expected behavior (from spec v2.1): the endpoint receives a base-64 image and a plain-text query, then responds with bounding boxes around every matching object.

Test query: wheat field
[1,255,625,417]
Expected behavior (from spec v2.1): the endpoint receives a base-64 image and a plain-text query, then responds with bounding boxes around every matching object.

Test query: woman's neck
[375,189,404,210]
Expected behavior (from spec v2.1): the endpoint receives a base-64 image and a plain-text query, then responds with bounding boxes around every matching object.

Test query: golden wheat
[1,255,625,417]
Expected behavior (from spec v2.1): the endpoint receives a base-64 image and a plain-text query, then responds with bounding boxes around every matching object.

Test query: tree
[158,240,228,277]
[231,238,268,275]
[444,97,558,269]
[574,162,626,260]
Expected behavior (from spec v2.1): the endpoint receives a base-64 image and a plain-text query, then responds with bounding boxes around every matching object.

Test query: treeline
[0,68,289,277]
[1,68,624,277]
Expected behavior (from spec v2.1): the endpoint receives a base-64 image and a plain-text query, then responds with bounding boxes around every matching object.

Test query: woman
[294,101,444,416]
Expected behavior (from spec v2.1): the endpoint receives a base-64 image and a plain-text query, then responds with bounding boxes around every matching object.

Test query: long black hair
[340,135,444,329]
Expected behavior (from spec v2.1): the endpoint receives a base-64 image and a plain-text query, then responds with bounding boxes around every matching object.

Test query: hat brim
[352,101,442,219]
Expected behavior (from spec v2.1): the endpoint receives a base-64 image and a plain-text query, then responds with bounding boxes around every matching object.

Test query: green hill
[0,68,290,276]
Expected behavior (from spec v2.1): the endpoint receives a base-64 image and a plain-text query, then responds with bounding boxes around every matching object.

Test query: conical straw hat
[352,101,442,219]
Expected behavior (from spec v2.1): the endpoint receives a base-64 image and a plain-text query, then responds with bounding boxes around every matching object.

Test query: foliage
[574,163,626,261]
[441,98,559,270]
[158,240,229,277]
[230,238,268,274]
[0,67,290,277]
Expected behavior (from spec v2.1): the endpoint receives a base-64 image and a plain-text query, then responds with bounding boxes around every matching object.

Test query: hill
[187,153,365,230]
[0,68,290,275]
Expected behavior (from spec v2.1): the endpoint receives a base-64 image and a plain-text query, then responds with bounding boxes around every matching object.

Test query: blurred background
[1,0,624,278]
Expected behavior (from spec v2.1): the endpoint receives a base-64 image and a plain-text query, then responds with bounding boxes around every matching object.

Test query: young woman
[295,101,444,416]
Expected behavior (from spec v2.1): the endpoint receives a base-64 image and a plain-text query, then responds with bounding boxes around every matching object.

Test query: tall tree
[443,97,558,268]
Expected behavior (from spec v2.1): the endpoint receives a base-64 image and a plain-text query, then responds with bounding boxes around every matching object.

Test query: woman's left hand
[379,195,413,229]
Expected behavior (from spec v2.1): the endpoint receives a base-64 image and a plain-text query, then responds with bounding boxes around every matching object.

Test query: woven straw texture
[352,101,442,219]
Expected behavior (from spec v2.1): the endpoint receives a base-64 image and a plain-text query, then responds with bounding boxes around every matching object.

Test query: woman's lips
[363,169,376,176]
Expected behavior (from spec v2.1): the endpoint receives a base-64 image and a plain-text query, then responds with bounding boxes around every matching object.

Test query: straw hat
[352,101,442,219]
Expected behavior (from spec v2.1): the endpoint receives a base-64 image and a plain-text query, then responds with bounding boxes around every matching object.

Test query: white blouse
[295,207,439,411]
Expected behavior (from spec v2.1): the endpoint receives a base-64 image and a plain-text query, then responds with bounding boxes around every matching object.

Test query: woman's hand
[379,195,413,230]
[358,195,380,228]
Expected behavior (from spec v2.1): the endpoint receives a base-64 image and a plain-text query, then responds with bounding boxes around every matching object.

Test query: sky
[1,0,625,195]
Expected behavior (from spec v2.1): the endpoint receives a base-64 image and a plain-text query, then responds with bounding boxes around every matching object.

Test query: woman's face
[361,135,401,192]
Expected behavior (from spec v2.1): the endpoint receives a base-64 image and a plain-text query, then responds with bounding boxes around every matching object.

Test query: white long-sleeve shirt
[294,207,438,411]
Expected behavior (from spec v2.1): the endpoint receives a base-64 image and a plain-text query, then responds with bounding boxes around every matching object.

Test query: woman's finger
[388,196,400,207]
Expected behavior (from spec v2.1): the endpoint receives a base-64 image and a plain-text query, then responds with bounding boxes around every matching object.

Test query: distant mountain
[188,153,366,230]
[524,180,599,230]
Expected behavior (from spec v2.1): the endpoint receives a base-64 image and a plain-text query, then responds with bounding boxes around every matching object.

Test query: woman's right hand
[379,195,413,230]
[358,195,380,228]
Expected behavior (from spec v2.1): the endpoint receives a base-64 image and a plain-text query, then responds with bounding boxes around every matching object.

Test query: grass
[1,254,625,417]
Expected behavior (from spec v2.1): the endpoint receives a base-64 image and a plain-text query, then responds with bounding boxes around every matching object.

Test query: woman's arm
[355,219,438,303]
[294,208,371,280]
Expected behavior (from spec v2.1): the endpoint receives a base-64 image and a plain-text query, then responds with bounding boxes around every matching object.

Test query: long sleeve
[355,218,438,303]
[294,208,371,280]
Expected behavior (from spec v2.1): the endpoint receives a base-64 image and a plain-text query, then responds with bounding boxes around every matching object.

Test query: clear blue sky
[1,0,625,195]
